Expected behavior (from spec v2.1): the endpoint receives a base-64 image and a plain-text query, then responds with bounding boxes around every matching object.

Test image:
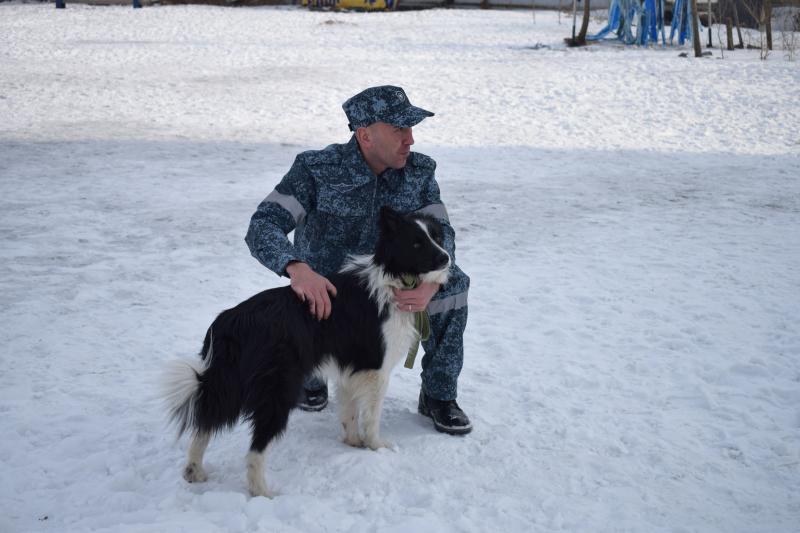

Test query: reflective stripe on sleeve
[426,291,468,315]
[265,190,306,225]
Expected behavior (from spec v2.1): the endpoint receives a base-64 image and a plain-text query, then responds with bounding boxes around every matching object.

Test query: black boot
[298,383,328,412]
[418,390,472,435]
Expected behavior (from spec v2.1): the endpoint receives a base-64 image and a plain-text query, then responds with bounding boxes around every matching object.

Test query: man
[244,85,471,435]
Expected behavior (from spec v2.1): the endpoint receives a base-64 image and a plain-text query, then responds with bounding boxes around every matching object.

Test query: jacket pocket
[317,182,372,218]
[307,182,374,258]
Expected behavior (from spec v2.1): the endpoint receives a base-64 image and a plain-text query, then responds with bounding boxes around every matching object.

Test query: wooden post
[707,0,713,47]
[690,0,703,56]
[726,18,734,50]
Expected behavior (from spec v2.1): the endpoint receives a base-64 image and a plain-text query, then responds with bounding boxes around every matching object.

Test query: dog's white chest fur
[380,308,417,372]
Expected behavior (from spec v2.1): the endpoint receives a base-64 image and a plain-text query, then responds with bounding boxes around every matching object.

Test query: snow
[1,3,799,532]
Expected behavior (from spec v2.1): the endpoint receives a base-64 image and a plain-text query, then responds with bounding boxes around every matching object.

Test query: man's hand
[286,262,338,320]
[392,282,440,313]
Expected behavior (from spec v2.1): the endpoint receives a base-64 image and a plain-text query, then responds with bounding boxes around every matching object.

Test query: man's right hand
[285,262,338,321]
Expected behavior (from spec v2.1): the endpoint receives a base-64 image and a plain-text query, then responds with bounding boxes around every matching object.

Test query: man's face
[364,122,415,172]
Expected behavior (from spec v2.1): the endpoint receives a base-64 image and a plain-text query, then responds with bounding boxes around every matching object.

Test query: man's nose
[404,128,414,146]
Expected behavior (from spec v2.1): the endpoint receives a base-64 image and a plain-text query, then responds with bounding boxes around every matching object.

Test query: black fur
[190,273,388,449]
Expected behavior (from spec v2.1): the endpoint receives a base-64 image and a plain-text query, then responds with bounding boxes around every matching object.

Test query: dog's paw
[364,438,392,451]
[343,435,365,448]
[248,481,278,499]
[183,462,208,483]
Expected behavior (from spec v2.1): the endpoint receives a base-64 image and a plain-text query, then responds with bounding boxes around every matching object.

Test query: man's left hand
[393,282,440,313]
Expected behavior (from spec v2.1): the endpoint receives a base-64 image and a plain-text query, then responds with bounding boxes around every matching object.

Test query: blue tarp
[587,0,701,47]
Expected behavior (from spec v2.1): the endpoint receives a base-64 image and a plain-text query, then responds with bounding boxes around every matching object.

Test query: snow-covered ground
[2,4,799,532]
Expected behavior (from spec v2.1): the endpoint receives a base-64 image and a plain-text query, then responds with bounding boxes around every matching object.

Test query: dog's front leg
[360,372,391,451]
[337,379,364,448]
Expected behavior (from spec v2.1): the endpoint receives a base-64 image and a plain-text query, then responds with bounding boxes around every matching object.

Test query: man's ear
[379,206,402,235]
[355,126,371,147]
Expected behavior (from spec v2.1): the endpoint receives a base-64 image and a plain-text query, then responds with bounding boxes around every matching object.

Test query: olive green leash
[400,274,431,369]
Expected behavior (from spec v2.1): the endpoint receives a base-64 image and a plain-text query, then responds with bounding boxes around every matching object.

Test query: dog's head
[374,206,451,285]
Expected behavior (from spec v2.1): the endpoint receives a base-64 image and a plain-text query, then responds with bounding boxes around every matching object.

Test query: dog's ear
[379,206,403,234]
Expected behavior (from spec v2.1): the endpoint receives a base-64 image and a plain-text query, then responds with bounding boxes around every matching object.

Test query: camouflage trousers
[304,265,470,401]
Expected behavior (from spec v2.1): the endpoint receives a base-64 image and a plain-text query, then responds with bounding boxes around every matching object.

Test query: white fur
[247,450,276,498]
[162,353,209,437]
[339,255,399,313]
[334,369,391,449]
[415,219,452,285]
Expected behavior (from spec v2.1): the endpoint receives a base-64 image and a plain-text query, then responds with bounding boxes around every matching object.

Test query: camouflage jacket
[245,135,456,278]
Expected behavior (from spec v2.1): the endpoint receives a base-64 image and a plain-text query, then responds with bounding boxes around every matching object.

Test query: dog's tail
[162,330,213,438]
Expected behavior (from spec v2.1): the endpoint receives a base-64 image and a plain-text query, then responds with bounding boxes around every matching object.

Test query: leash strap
[400,274,430,369]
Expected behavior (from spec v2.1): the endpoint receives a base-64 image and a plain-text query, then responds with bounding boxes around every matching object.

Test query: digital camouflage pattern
[342,85,434,131]
[245,135,469,401]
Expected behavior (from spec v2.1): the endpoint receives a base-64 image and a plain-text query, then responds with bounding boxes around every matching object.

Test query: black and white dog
[163,206,450,497]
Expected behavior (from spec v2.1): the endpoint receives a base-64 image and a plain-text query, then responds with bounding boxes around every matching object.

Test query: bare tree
[776,1,800,60]
[765,0,773,50]
[740,0,773,58]
[577,0,592,42]
[565,0,592,46]
[732,0,746,48]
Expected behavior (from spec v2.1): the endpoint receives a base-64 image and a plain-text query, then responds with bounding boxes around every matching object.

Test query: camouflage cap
[342,86,434,131]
